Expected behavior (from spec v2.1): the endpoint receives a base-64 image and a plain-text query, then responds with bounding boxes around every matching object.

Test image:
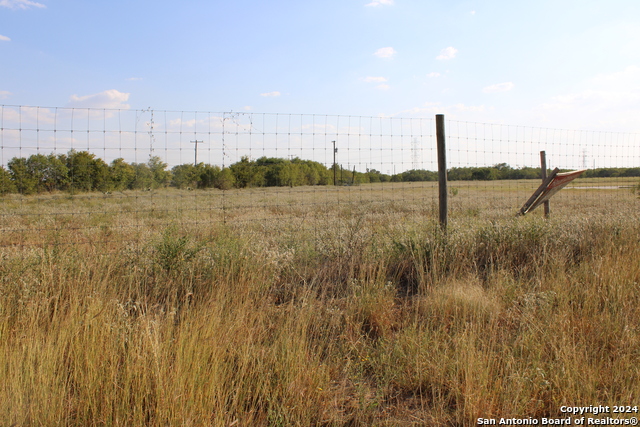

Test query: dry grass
[1,179,640,426]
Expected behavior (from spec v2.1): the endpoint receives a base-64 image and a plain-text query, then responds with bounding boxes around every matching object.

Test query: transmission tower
[411,137,420,170]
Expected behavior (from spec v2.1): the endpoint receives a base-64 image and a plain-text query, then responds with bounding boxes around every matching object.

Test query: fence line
[1,105,639,251]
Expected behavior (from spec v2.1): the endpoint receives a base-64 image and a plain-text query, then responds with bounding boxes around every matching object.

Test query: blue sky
[1,0,640,133]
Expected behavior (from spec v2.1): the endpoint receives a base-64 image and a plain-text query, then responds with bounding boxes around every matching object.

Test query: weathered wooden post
[332,140,337,186]
[436,114,448,231]
[540,151,550,218]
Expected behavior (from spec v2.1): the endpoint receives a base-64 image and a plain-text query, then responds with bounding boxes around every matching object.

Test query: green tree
[198,164,217,188]
[8,157,37,194]
[258,157,286,187]
[510,167,540,180]
[621,168,640,177]
[448,167,472,181]
[296,159,330,185]
[199,164,237,190]
[230,156,265,188]
[0,166,16,195]
[65,150,112,192]
[367,169,390,183]
[471,167,498,180]
[493,163,513,180]
[401,169,438,182]
[274,162,305,187]
[110,158,135,191]
[148,156,171,188]
[171,163,201,189]
[131,163,154,190]
[24,154,69,192]
[216,167,235,190]
[66,150,98,192]
[92,158,111,192]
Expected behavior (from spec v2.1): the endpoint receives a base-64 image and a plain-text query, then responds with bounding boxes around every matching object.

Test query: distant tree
[367,169,391,183]
[274,162,305,187]
[448,167,473,181]
[471,167,498,180]
[255,157,285,167]
[514,167,540,180]
[622,168,640,177]
[24,153,69,192]
[0,166,16,195]
[65,150,99,192]
[148,156,171,188]
[493,163,513,180]
[367,170,381,183]
[8,157,37,194]
[48,154,70,190]
[92,158,111,192]
[401,169,438,182]
[110,158,135,191]
[215,167,235,190]
[199,164,221,189]
[352,170,370,185]
[256,157,284,187]
[230,156,265,188]
[171,163,201,189]
[329,164,343,185]
[130,163,154,189]
[297,159,330,185]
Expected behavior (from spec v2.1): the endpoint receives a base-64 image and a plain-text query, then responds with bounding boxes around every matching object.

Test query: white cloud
[1,106,57,125]
[536,66,640,131]
[427,72,441,78]
[391,102,490,119]
[376,84,390,90]
[166,115,228,132]
[126,77,143,81]
[587,65,640,90]
[300,123,337,133]
[470,10,476,15]
[452,103,486,113]
[67,89,131,109]
[365,0,394,6]
[260,91,281,97]
[169,118,197,128]
[482,82,515,93]
[436,47,458,60]
[374,47,396,59]
[0,35,10,41]
[0,0,46,9]
[0,90,11,99]
[364,76,388,83]
[243,106,252,111]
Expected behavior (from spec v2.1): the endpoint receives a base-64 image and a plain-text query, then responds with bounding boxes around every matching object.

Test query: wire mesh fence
[1,104,639,251]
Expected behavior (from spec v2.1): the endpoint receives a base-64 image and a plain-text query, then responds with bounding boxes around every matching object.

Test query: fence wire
[1,105,638,251]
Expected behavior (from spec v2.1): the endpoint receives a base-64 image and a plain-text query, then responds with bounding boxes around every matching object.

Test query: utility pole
[191,140,204,166]
[332,140,337,186]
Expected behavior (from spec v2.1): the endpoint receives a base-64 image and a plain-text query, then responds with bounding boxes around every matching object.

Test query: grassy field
[1,178,639,426]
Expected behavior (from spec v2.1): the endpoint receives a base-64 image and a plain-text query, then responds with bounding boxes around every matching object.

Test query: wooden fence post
[436,114,448,230]
[540,151,550,218]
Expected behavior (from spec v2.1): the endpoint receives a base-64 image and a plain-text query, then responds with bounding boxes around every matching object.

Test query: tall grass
[1,187,640,425]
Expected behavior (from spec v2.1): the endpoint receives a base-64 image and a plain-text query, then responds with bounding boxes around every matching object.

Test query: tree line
[0,150,638,196]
